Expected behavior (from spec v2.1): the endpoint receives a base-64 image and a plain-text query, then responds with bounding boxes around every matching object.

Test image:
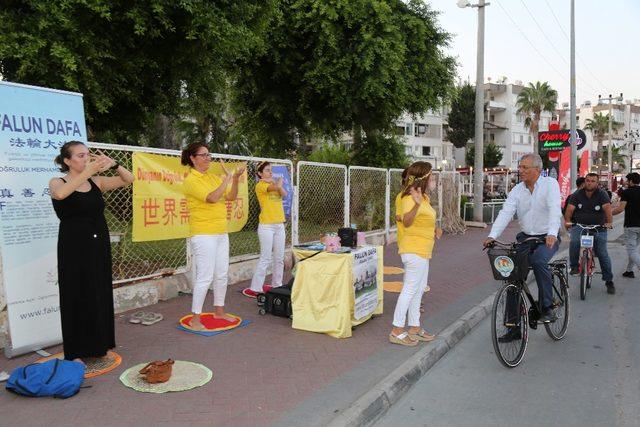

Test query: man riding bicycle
[484,154,562,342]
[564,173,615,294]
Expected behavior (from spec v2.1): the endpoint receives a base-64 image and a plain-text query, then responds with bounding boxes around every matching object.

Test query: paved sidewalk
[0,224,518,427]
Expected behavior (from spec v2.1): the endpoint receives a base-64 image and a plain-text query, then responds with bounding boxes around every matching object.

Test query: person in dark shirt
[562,177,585,216]
[612,172,640,278]
[564,173,615,294]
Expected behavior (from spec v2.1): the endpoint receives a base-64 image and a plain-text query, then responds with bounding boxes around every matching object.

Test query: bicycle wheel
[579,251,587,300]
[545,270,570,340]
[491,283,528,368]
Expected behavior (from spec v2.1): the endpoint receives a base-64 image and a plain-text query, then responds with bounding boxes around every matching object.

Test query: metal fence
[85,143,460,284]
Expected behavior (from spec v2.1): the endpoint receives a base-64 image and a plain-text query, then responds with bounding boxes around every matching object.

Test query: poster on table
[0,81,87,357]
[352,246,378,320]
[132,152,248,242]
[271,165,293,219]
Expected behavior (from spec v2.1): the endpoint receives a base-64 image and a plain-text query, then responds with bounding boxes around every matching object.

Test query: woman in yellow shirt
[243,161,288,298]
[181,143,244,330]
[390,161,438,346]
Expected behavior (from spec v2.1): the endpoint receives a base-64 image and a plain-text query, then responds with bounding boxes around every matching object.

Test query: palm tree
[584,112,623,173]
[516,81,558,154]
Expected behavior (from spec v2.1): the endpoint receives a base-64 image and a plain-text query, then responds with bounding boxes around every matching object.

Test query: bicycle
[486,237,570,368]
[569,223,607,301]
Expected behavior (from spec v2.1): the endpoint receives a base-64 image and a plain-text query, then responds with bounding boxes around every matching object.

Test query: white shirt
[489,176,562,239]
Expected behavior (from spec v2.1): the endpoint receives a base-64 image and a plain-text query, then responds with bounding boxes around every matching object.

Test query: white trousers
[624,227,640,271]
[190,234,229,313]
[250,223,286,291]
[392,254,430,328]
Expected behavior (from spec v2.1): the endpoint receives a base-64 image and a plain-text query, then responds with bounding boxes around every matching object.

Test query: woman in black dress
[49,141,133,361]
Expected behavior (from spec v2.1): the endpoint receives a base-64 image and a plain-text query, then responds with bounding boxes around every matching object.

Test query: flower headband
[405,171,432,187]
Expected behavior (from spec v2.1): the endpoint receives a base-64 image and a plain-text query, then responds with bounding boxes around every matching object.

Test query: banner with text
[271,165,293,219]
[0,81,87,357]
[132,152,248,241]
[352,247,378,320]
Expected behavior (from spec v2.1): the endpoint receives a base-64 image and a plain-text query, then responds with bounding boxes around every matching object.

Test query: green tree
[233,0,456,157]
[602,145,626,172]
[308,142,351,165]
[516,81,558,154]
[584,112,623,173]
[465,143,503,168]
[351,132,407,168]
[0,0,275,145]
[446,83,475,148]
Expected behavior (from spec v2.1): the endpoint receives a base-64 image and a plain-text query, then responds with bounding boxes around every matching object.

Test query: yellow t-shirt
[256,181,285,224]
[395,193,404,245]
[183,169,229,236]
[398,194,436,259]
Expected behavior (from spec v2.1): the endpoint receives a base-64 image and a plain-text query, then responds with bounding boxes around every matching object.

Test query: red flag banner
[559,147,571,208]
[579,149,589,177]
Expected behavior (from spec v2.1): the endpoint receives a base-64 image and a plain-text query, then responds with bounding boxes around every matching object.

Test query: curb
[326,222,624,427]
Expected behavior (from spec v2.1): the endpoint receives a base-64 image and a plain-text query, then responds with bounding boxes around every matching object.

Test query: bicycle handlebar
[484,235,546,249]
[568,223,611,230]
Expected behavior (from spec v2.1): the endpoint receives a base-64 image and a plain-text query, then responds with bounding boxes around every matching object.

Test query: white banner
[352,246,378,320]
[0,81,87,357]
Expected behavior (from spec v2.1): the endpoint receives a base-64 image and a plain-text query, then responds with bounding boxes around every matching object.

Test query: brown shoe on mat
[408,329,436,342]
[389,332,418,347]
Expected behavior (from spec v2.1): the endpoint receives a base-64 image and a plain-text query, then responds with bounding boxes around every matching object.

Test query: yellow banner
[132,152,248,242]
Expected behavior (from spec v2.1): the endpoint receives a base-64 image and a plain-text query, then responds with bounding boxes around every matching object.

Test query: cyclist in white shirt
[484,154,562,342]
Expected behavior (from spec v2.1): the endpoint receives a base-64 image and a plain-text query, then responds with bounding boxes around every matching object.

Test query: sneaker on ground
[622,271,635,278]
[570,267,579,276]
[605,281,616,295]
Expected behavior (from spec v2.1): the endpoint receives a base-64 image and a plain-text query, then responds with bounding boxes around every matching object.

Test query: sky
[432,0,640,105]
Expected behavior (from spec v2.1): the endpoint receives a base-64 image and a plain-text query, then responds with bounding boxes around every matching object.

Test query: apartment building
[394,109,454,169]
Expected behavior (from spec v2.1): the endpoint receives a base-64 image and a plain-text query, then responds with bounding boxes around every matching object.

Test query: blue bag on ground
[6,359,85,398]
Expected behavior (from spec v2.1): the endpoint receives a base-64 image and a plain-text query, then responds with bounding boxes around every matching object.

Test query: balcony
[488,100,507,111]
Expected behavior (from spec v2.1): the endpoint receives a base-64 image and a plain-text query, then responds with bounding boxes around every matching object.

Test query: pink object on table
[324,235,341,252]
[357,232,366,247]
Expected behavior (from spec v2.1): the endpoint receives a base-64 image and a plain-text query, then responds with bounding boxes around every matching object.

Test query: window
[395,124,405,136]
[490,133,495,142]
[490,115,495,122]
[422,146,431,156]
[519,134,524,144]
[405,123,413,136]
[404,146,413,155]
[415,123,427,137]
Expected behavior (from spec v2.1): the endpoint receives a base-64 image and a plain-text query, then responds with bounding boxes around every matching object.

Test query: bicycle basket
[487,246,530,281]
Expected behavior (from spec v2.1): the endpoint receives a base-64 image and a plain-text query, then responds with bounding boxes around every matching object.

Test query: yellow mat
[383,266,405,275]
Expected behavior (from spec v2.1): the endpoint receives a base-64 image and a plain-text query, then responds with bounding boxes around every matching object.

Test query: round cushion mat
[383,266,405,275]
[36,350,122,378]
[119,360,212,393]
[383,281,431,293]
[179,313,241,332]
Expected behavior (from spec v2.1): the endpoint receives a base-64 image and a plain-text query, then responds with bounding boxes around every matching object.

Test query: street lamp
[458,0,489,223]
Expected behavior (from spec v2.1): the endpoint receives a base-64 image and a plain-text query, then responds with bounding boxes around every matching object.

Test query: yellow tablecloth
[291,246,384,338]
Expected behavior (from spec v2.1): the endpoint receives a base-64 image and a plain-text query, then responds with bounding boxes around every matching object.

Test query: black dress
[52,178,115,360]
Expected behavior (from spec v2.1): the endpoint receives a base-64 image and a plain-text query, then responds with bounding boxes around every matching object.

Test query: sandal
[389,332,418,347]
[129,311,147,324]
[408,329,436,342]
[141,312,164,326]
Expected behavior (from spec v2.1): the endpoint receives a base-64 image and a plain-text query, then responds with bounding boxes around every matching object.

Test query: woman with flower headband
[389,161,440,346]
[181,143,245,330]
[243,161,287,298]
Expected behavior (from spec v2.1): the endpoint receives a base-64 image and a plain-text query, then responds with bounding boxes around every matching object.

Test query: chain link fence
[296,161,346,244]
[86,144,461,284]
[348,166,387,233]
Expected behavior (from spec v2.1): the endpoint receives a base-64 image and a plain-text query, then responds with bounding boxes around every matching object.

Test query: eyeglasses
[193,153,210,158]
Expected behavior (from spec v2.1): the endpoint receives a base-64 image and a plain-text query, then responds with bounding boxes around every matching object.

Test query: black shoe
[622,271,635,278]
[539,310,558,323]
[606,281,616,294]
[570,267,579,276]
[498,328,522,343]
[586,281,591,289]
